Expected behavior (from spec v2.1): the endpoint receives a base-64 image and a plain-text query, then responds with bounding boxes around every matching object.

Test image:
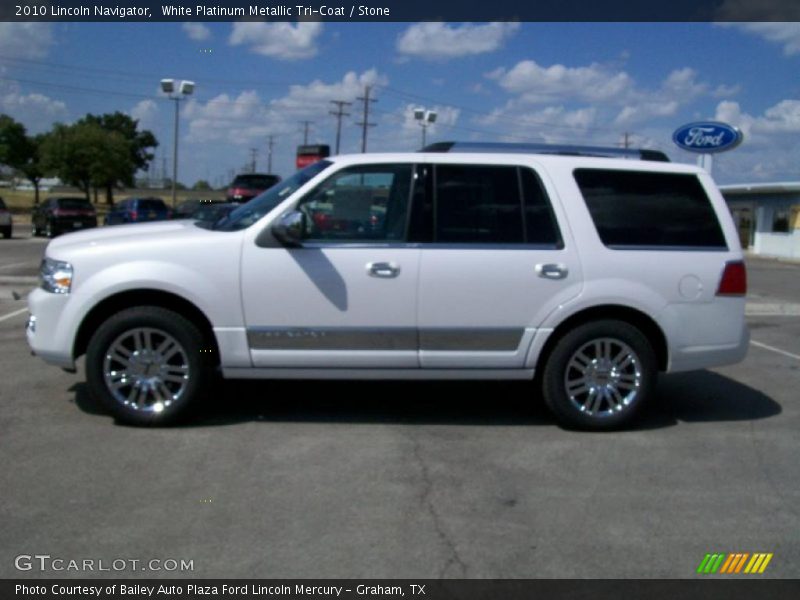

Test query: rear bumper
[668,321,750,372]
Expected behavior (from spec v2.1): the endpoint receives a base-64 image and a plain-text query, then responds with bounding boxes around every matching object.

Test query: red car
[226,173,281,203]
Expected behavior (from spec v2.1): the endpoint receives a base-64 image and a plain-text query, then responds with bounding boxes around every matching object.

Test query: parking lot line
[0,261,36,271]
[0,307,27,323]
[750,340,800,361]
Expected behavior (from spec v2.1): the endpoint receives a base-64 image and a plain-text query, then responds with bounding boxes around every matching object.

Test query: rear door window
[574,169,727,249]
[431,164,562,246]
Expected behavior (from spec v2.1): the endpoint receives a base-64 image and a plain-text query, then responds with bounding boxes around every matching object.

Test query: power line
[355,85,377,153]
[299,120,314,145]
[249,148,258,173]
[329,100,351,155]
[266,135,275,174]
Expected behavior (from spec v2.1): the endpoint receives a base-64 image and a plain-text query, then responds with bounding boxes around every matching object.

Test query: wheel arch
[73,289,219,362]
[535,304,669,376]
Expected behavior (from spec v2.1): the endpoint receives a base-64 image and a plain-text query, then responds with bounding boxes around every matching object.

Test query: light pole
[413,107,437,149]
[160,78,195,207]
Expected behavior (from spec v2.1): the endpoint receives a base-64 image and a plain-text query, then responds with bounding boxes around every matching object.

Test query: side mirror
[271,210,306,247]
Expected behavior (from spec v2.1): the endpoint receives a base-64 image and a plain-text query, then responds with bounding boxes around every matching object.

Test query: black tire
[31,222,38,237]
[85,306,215,426]
[541,319,657,431]
[1,226,10,239]
[45,221,54,238]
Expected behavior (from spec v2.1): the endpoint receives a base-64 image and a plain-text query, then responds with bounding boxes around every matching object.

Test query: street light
[413,107,437,149]
[161,78,195,207]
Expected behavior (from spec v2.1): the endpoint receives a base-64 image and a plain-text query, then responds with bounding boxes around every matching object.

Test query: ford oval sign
[672,121,743,154]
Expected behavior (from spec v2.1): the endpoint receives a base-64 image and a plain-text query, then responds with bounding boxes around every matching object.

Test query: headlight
[40,258,73,294]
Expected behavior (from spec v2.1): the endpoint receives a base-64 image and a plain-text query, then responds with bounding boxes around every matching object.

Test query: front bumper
[26,288,76,369]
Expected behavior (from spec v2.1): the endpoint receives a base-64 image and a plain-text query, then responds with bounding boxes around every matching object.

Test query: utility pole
[355,85,377,153]
[266,135,275,173]
[329,100,352,155]
[299,120,314,145]
[249,148,258,173]
[622,132,630,149]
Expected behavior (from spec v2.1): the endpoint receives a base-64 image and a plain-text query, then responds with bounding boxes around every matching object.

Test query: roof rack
[421,141,670,162]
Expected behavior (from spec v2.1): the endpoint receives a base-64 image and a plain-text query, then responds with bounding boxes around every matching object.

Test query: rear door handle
[367,262,400,278]
[535,263,568,279]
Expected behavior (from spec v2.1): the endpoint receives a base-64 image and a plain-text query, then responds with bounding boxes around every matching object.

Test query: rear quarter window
[574,169,727,249]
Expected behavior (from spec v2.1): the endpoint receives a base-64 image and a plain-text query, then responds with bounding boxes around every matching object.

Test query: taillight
[52,209,64,217]
[130,210,138,221]
[717,260,747,296]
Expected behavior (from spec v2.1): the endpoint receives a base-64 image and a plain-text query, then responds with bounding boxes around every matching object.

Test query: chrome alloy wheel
[564,337,643,418]
[102,327,190,413]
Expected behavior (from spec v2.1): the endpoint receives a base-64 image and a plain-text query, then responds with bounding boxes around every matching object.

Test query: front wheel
[541,320,657,431]
[85,306,214,426]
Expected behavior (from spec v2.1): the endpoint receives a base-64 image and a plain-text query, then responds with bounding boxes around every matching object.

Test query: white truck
[27,143,749,429]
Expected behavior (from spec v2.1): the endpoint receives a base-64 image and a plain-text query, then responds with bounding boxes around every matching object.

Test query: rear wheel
[85,306,214,426]
[541,320,657,431]
[45,221,54,238]
[31,222,38,237]
[1,226,10,239]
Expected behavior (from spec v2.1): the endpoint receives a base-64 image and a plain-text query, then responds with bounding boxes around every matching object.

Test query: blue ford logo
[672,121,743,154]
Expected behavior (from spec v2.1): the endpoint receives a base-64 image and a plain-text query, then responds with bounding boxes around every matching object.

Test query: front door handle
[535,263,568,280]
[367,262,400,278]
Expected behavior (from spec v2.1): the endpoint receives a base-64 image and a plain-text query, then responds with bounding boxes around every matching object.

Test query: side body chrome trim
[223,367,536,380]
[247,327,525,352]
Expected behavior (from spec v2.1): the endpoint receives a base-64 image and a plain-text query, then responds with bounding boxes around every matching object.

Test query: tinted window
[435,165,523,243]
[520,168,562,246]
[215,160,332,232]
[57,198,92,210]
[232,175,280,189]
[298,164,412,242]
[574,169,727,248]
[138,199,167,211]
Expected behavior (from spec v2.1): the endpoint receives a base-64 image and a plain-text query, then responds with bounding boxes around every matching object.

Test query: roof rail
[421,141,670,162]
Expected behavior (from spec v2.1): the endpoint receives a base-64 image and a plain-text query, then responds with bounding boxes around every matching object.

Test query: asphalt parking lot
[1,229,798,579]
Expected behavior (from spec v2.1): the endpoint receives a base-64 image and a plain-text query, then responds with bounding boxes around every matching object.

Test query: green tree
[78,112,158,203]
[192,180,212,191]
[41,122,133,203]
[0,114,28,167]
[0,115,47,204]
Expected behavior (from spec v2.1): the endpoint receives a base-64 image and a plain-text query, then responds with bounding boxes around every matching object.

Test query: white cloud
[709,99,800,181]
[271,69,386,116]
[182,22,211,42]
[229,22,323,60]
[488,60,634,104]
[0,23,53,59]
[719,22,800,56]
[0,76,67,132]
[396,22,519,60]
[129,100,160,131]
[183,69,387,148]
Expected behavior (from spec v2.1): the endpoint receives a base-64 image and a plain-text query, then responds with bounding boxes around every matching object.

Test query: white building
[720,182,800,260]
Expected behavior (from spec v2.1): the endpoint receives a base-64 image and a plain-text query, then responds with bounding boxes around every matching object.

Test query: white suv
[26,143,749,429]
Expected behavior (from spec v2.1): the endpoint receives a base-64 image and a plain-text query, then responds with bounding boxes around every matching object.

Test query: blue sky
[0,21,798,186]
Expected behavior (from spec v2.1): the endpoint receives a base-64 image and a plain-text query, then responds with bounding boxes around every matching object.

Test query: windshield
[212,160,332,232]
[231,174,280,189]
[58,198,93,210]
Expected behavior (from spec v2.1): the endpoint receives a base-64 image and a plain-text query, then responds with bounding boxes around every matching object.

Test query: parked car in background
[172,198,226,219]
[226,173,281,203]
[191,202,239,223]
[104,197,171,226]
[31,197,97,237]
[0,197,11,239]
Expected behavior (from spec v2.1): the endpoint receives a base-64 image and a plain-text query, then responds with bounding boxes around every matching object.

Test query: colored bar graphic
[698,552,772,575]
